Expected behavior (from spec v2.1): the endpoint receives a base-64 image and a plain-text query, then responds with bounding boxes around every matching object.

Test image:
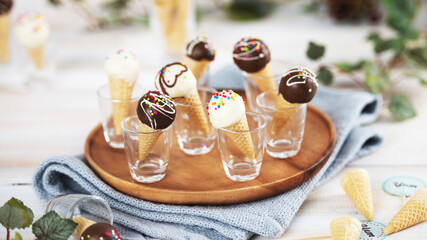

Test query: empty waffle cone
[269,94,300,139]
[330,216,362,240]
[182,56,210,81]
[341,169,374,221]
[138,122,162,160]
[27,46,45,69]
[109,77,134,136]
[224,115,255,159]
[74,216,95,237]
[384,188,427,235]
[174,91,210,136]
[0,14,10,63]
[248,64,277,93]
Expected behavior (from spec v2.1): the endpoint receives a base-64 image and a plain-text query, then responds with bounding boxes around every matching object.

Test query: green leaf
[32,211,77,240]
[367,33,405,54]
[389,94,416,121]
[11,232,23,240]
[334,60,366,73]
[406,73,427,86]
[227,0,275,21]
[0,197,34,230]
[404,46,427,68]
[363,62,382,94]
[317,66,333,85]
[382,0,418,39]
[306,41,325,61]
[304,0,321,13]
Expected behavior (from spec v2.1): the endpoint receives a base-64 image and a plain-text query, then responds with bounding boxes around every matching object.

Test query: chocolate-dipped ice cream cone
[74,216,121,240]
[182,35,215,81]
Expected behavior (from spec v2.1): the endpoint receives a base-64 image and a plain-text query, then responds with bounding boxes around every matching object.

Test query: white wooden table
[1,0,427,239]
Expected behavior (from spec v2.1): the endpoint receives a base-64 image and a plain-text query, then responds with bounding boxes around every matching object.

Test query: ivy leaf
[306,41,325,61]
[0,197,34,230]
[32,211,77,240]
[389,94,416,121]
[317,66,333,85]
[382,0,418,39]
[334,60,366,73]
[367,33,405,54]
[11,232,23,240]
[404,46,427,68]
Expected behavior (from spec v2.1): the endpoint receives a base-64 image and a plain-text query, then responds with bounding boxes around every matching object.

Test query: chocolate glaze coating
[186,35,215,61]
[80,222,121,240]
[233,37,270,73]
[137,90,176,129]
[279,67,318,103]
[0,0,13,14]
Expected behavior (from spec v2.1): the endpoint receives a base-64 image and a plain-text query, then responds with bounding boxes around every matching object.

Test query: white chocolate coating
[208,90,246,128]
[154,62,197,98]
[104,49,140,84]
[14,12,50,49]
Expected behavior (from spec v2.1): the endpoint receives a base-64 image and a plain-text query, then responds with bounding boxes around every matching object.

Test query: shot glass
[256,90,307,158]
[97,84,144,149]
[217,112,267,182]
[122,115,173,183]
[241,60,290,111]
[174,87,217,155]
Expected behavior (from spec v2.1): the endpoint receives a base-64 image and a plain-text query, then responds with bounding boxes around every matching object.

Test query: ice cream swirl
[233,37,271,73]
[137,90,176,129]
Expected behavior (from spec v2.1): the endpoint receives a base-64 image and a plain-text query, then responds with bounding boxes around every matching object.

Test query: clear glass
[122,115,173,183]
[149,0,196,57]
[256,90,307,158]
[197,64,209,88]
[241,60,291,111]
[97,84,144,149]
[217,112,267,182]
[45,194,113,240]
[174,87,217,155]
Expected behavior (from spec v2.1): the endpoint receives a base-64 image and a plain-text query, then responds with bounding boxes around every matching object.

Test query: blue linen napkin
[33,66,383,240]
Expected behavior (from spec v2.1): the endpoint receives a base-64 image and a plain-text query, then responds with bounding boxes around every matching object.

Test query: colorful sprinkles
[106,49,137,61]
[207,90,244,114]
[233,37,264,60]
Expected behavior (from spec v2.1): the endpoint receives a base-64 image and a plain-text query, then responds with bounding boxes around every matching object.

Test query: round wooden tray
[85,105,336,205]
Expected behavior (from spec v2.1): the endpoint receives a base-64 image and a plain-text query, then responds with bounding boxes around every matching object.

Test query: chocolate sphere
[232,37,270,73]
[186,35,215,61]
[137,90,176,129]
[0,0,13,14]
[80,223,121,240]
[279,67,318,103]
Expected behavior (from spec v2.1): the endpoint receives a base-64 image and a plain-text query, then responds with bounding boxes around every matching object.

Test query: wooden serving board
[85,105,336,205]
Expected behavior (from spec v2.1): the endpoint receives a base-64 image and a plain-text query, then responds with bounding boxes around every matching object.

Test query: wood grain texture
[85,105,336,205]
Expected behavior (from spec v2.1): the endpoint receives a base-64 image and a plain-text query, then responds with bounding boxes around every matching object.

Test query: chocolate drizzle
[137,90,176,129]
[80,222,121,240]
[232,37,271,73]
[155,62,188,96]
[186,35,215,61]
[0,0,13,14]
[279,66,318,104]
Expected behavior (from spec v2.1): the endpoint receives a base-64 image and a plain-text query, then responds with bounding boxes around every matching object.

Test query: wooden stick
[294,235,331,240]
[402,194,407,206]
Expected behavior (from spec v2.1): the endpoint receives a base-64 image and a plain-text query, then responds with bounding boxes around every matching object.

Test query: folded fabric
[33,72,383,240]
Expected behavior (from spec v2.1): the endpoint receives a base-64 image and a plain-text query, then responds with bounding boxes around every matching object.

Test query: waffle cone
[27,46,45,69]
[174,91,210,136]
[330,216,362,240]
[182,56,210,81]
[384,188,427,235]
[138,122,162,160]
[73,216,95,237]
[340,169,374,221]
[0,14,10,63]
[224,115,255,159]
[269,94,299,139]
[109,77,134,136]
[248,64,277,93]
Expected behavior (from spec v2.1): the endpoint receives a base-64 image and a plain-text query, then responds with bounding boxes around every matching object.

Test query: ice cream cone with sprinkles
[182,35,215,82]
[155,62,210,136]
[270,66,318,139]
[104,49,140,136]
[208,90,255,159]
[14,12,50,69]
[0,0,13,64]
[233,37,276,93]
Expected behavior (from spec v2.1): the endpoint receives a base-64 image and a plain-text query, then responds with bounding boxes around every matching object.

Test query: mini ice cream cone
[0,14,10,63]
[138,122,162,160]
[109,77,134,136]
[341,169,374,221]
[247,64,277,93]
[330,216,362,240]
[182,56,210,80]
[384,188,427,235]
[27,46,44,69]
[269,95,299,139]
[183,35,215,82]
[174,91,210,136]
[74,216,95,237]
[224,114,255,159]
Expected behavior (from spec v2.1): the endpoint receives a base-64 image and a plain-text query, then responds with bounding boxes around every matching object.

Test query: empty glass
[217,112,267,182]
[174,87,217,155]
[97,84,144,149]
[256,90,307,158]
[122,115,173,183]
